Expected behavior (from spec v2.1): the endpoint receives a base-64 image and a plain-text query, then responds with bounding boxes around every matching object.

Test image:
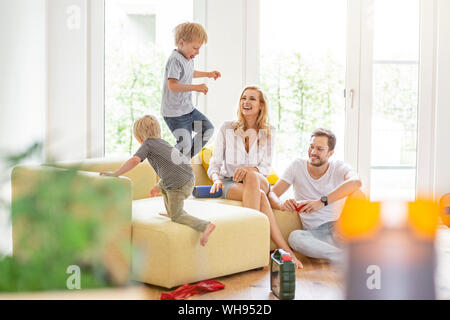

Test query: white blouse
[207,121,276,180]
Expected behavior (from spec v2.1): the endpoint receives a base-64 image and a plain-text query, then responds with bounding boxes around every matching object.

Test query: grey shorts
[221,178,243,199]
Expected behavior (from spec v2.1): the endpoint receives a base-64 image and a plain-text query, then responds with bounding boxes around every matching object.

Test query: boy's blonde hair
[133,115,161,141]
[174,22,208,46]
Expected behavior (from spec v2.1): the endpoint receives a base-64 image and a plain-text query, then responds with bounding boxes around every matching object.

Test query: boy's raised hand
[195,84,208,95]
[209,70,221,80]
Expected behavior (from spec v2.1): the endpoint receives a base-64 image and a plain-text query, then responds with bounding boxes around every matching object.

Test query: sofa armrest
[43,157,158,200]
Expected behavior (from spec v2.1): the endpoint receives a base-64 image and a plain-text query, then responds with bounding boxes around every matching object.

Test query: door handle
[349,89,355,109]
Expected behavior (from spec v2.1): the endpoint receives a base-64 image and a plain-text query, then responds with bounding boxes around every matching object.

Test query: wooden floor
[1,227,449,300]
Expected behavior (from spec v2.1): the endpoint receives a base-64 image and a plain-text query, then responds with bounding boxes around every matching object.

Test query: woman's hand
[233,167,251,182]
[281,199,298,212]
[210,179,224,194]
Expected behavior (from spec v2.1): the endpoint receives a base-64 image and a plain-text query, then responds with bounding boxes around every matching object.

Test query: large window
[259,0,347,173]
[369,0,420,200]
[104,0,194,156]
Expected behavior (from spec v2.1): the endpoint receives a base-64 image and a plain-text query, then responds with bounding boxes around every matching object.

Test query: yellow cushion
[131,198,270,288]
[267,168,279,185]
[200,145,214,174]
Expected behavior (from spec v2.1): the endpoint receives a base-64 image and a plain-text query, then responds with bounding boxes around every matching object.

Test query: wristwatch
[320,196,328,206]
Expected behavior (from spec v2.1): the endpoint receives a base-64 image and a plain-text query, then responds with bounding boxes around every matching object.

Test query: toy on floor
[160,280,225,300]
[270,249,295,300]
[192,185,223,198]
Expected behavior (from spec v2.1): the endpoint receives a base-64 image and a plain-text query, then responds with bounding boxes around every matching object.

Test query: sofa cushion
[191,197,302,251]
[131,197,270,288]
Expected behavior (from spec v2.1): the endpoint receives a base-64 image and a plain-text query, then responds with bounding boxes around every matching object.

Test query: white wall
[203,0,247,128]
[0,0,46,157]
[0,0,46,256]
[434,0,450,198]
[46,0,88,161]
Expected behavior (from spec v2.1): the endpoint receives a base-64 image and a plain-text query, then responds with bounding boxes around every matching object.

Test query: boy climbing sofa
[11,156,301,289]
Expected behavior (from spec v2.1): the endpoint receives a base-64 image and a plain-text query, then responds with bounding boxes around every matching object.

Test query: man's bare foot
[159,213,169,218]
[200,223,216,246]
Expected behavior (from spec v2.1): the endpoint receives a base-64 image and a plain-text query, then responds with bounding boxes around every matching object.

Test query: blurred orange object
[440,193,450,227]
[336,197,381,241]
[408,199,439,238]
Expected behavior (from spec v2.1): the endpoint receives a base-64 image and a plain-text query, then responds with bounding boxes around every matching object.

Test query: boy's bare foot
[200,223,216,246]
[159,213,169,218]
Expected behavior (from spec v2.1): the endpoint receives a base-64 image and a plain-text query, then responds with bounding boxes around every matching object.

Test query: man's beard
[309,157,326,167]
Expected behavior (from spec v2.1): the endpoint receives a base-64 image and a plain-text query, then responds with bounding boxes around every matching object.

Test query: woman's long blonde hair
[232,86,271,145]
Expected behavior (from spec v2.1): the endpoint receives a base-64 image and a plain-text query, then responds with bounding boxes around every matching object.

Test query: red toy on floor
[160,280,225,300]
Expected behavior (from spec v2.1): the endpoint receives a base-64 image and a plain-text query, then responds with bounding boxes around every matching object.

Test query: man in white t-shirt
[269,128,362,264]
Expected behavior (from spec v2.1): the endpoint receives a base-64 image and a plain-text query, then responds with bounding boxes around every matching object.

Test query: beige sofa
[11,156,301,289]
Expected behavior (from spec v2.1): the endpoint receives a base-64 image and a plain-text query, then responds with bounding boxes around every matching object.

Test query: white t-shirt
[280,158,352,230]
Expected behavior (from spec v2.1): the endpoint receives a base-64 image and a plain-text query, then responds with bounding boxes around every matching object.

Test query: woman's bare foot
[159,213,169,218]
[292,255,303,269]
[286,249,303,269]
[200,223,216,246]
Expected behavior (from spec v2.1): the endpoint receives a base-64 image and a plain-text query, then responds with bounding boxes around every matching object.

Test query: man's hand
[210,179,224,194]
[281,199,298,212]
[298,199,325,214]
[195,84,208,95]
[100,171,116,177]
[208,70,221,80]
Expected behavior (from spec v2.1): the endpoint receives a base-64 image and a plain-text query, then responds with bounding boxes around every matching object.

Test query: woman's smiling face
[240,89,262,117]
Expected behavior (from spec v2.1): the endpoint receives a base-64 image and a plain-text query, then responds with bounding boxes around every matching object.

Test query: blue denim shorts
[221,178,243,199]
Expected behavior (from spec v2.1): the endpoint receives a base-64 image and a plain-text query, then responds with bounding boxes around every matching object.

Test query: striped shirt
[134,138,194,190]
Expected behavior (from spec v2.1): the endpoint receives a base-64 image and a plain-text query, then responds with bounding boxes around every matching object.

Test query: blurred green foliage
[0,143,130,292]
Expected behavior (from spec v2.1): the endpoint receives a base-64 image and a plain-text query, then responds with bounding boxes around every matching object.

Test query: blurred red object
[160,280,225,300]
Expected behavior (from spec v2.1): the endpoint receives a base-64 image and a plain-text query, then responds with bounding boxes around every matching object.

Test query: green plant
[0,143,130,292]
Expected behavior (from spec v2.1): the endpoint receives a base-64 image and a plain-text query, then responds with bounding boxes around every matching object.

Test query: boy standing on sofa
[162,22,220,159]
[100,115,215,246]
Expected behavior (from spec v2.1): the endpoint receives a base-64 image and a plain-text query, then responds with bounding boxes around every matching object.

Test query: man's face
[178,39,203,60]
[308,136,333,167]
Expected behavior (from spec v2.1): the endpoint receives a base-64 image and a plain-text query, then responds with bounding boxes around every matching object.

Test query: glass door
[356,0,421,201]
[104,0,194,156]
[259,0,348,174]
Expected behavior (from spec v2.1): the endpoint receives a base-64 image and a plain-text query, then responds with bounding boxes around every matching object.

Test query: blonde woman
[208,86,303,268]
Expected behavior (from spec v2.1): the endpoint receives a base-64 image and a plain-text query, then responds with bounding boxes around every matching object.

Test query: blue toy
[192,185,222,198]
